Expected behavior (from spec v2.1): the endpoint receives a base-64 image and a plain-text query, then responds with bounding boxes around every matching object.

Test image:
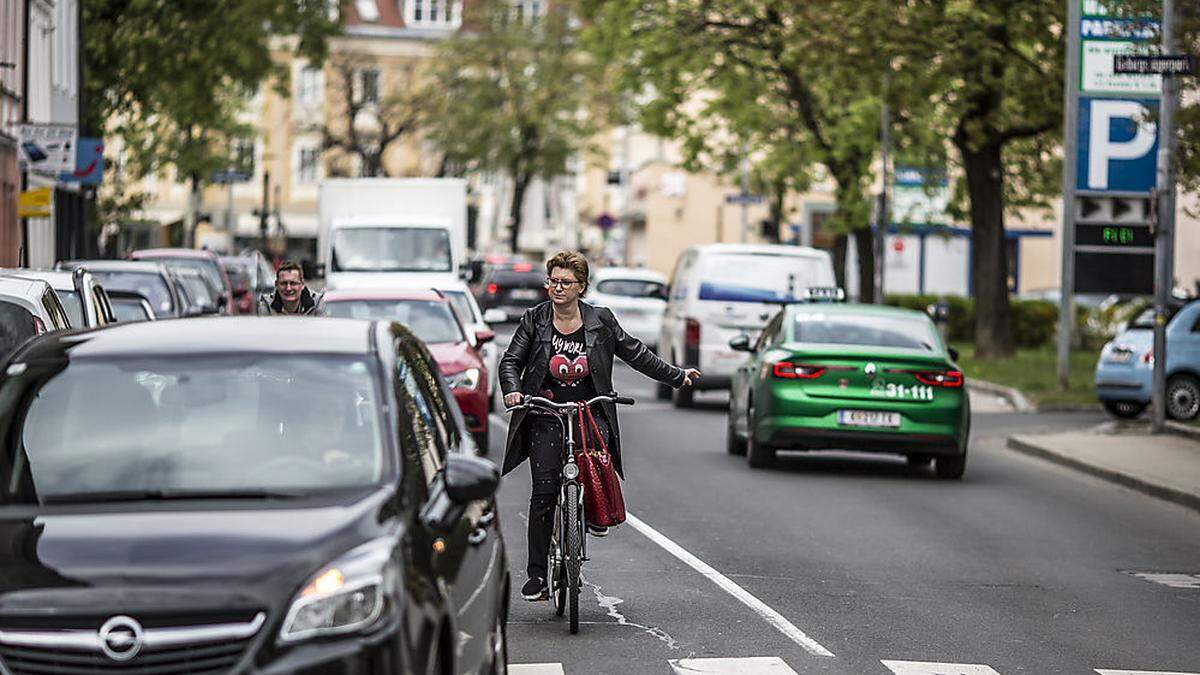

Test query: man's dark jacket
[499,300,685,478]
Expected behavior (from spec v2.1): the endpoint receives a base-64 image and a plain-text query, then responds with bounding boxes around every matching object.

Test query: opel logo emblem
[864,363,877,378]
[98,615,143,662]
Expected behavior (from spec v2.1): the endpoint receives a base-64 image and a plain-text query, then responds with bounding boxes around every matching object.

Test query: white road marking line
[509,665,566,675]
[1125,572,1200,589]
[670,656,798,674]
[625,513,835,658]
[881,662,1002,675]
[1096,671,1200,675]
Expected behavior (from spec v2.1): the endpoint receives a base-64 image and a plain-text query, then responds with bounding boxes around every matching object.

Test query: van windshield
[698,253,833,303]
[332,228,452,273]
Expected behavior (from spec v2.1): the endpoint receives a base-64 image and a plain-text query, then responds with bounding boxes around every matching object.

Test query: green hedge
[883,295,1061,348]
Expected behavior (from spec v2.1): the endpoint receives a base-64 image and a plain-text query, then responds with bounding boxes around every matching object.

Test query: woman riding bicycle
[500,251,701,601]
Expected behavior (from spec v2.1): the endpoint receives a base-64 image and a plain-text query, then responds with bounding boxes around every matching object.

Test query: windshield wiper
[41,488,308,505]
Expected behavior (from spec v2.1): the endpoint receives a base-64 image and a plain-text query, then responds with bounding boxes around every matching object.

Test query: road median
[1008,423,1200,513]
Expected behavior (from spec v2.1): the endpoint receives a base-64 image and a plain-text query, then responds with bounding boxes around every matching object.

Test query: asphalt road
[483,342,1200,675]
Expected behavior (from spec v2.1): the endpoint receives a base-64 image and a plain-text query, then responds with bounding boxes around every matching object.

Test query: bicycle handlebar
[505,393,634,413]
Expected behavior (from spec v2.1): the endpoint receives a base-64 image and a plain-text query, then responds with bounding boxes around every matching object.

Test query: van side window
[671,252,695,300]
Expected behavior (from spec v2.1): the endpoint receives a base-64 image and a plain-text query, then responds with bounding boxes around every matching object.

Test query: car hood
[426,340,482,375]
[0,488,398,616]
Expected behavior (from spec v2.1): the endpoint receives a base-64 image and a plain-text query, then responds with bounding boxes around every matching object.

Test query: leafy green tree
[582,0,891,301]
[84,0,338,245]
[425,0,596,253]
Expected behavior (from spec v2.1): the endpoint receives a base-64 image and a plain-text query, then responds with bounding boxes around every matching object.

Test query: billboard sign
[17,124,78,175]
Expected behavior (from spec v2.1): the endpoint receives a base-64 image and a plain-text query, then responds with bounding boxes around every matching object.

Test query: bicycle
[506,392,635,634]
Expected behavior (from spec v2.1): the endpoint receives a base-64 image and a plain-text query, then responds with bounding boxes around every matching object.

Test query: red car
[130,248,236,315]
[324,289,496,451]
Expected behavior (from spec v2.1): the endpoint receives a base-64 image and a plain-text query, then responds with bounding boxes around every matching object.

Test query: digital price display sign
[1074,222,1154,294]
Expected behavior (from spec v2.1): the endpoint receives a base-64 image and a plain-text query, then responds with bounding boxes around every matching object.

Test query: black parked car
[0,318,508,674]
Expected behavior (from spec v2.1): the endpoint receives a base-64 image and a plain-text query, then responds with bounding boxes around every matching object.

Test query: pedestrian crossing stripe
[1124,571,1200,589]
[1096,671,1200,675]
[670,657,797,674]
[882,661,1002,675]
[509,665,566,675]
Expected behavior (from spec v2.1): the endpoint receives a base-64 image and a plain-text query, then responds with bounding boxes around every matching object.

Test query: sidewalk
[1008,421,1200,513]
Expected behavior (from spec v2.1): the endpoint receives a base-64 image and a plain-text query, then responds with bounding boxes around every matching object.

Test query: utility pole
[739,144,750,244]
[1057,0,1082,391]
[1151,0,1177,433]
[259,171,270,254]
[875,88,890,304]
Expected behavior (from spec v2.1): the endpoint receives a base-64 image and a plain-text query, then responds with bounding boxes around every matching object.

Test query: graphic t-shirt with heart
[542,325,597,403]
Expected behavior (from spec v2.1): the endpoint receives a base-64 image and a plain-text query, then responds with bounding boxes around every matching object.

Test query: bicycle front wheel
[564,482,581,634]
[550,503,565,617]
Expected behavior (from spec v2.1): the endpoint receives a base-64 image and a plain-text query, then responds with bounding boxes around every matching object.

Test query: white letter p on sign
[1087,100,1156,190]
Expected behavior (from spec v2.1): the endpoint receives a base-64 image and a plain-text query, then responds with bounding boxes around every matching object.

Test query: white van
[657,243,836,406]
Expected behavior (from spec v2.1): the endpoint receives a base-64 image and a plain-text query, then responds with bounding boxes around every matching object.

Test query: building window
[406,0,460,28]
[512,0,543,22]
[296,66,323,105]
[233,138,256,176]
[298,146,320,184]
[354,0,379,21]
[359,68,380,104]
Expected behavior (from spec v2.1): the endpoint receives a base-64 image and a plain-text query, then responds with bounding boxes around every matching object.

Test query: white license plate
[510,288,539,300]
[837,410,901,428]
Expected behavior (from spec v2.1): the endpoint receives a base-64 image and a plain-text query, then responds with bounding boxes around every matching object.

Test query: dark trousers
[525,412,612,579]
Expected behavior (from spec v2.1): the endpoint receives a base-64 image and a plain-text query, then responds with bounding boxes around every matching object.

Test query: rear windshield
[111,299,152,323]
[0,302,36,358]
[793,311,939,351]
[154,258,226,294]
[90,272,174,317]
[596,279,665,298]
[699,254,833,303]
[491,270,544,287]
[327,299,464,344]
[443,290,478,325]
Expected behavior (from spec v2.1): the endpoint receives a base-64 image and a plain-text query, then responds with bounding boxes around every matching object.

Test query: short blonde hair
[546,250,590,295]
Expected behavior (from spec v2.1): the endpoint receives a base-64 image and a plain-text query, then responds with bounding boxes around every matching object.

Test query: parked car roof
[324,289,446,303]
[59,260,171,274]
[131,248,222,261]
[0,269,79,292]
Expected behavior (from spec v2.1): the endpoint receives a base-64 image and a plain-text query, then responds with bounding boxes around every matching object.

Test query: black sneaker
[587,524,609,537]
[521,577,547,601]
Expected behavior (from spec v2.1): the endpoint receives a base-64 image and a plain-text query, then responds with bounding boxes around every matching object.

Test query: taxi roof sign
[801,286,845,303]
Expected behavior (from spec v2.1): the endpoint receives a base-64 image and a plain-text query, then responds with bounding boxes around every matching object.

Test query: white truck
[317,178,468,290]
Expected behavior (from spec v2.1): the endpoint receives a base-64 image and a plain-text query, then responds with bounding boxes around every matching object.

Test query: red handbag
[574,405,626,527]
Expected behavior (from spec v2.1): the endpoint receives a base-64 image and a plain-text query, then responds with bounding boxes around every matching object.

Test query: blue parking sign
[1076,97,1159,192]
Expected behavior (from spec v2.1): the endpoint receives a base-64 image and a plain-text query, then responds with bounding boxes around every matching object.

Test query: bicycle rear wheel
[564,482,581,634]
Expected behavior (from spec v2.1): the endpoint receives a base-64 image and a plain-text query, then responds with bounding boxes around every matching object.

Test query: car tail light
[486,283,499,295]
[773,362,826,379]
[1140,348,1153,364]
[684,318,700,348]
[32,316,47,336]
[910,370,964,387]
[512,263,533,272]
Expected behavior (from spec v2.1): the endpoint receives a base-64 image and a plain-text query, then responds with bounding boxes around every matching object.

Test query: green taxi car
[726,303,970,478]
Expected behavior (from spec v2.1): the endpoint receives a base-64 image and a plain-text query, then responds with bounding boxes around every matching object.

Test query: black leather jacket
[500,301,685,477]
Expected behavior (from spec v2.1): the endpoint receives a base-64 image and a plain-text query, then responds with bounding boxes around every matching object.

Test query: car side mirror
[218,295,229,308]
[729,335,753,352]
[948,347,960,362]
[475,328,496,346]
[445,454,500,503]
[483,308,507,324]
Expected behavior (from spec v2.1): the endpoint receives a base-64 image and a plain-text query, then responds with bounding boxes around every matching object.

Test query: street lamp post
[1151,0,1178,433]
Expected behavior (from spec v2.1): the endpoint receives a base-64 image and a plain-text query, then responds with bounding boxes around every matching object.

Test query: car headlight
[279,538,396,644]
[446,367,482,390]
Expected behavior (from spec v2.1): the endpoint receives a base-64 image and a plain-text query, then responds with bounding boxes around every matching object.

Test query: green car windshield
[792,311,939,352]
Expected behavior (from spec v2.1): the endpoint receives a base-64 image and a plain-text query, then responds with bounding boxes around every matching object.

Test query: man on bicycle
[500,251,700,601]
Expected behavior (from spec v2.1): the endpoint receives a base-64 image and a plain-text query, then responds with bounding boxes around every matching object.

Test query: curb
[1166,421,1200,442]
[968,378,1034,413]
[1006,436,1200,514]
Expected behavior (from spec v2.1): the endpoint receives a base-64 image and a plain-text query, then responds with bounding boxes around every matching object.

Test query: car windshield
[793,311,939,351]
[327,299,464,344]
[153,258,226,294]
[0,354,387,505]
[332,228,452,273]
[111,299,151,323]
[596,279,665,298]
[57,290,84,326]
[443,290,478,325]
[0,301,36,358]
[699,254,834,303]
[89,272,174,317]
